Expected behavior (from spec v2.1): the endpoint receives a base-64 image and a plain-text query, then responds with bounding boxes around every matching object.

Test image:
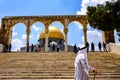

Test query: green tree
[87,0,120,41]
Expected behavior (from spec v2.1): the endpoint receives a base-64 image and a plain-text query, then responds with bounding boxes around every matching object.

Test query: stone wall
[0,44,4,52]
[107,43,120,55]
[0,30,3,44]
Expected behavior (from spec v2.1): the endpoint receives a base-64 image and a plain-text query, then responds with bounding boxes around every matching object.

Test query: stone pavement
[7,79,120,80]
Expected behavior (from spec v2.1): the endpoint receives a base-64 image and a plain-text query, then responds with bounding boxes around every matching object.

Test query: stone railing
[107,43,120,55]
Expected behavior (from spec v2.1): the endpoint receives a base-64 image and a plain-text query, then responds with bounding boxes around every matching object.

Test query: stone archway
[0,15,88,52]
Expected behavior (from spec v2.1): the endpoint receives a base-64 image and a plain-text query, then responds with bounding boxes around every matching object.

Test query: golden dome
[39,26,64,40]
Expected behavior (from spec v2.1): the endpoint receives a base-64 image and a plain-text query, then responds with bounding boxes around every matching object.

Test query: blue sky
[0,0,119,51]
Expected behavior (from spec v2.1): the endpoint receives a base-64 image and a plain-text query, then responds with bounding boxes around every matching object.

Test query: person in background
[86,42,89,51]
[31,44,34,52]
[57,44,60,52]
[8,43,11,52]
[35,43,39,52]
[103,42,107,52]
[91,42,95,52]
[73,44,77,53]
[98,42,102,51]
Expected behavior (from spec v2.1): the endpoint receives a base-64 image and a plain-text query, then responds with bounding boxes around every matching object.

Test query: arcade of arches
[0,15,115,52]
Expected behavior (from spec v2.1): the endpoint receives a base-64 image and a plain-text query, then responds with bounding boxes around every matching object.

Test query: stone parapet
[107,43,120,55]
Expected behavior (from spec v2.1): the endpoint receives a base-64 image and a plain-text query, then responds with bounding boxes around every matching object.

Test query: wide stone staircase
[0,52,120,79]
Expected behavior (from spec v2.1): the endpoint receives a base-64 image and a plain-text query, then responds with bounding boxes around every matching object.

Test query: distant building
[20,26,76,52]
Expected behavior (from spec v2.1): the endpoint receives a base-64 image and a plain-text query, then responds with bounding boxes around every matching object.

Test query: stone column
[2,20,12,52]
[2,20,7,52]
[83,27,87,45]
[1,19,5,44]
[4,24,12,52]
[26,28,31,52]
[8,28,12,52]
[45,28,49,52]
[64,28,68,52]
[8,28,12,44]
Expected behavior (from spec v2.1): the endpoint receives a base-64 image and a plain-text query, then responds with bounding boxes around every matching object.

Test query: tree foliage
[87,0,120,40]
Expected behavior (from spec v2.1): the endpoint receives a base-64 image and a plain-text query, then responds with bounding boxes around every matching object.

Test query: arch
[11,21,27,29]
[67,21,84,48]
[68,20,84,29]
[11,23,26,51]
[12,22,27,28]
[68,20,84,27]
[1,15,89,52]
[30,21,45,28]
[49,21,64,30]
[30,22,45,45]
[49,20,64,27]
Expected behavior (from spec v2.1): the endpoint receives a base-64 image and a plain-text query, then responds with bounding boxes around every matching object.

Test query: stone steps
[0,52,119,79]
[0,70,120,75]
[0,71,120,75]
[0,73,120,79]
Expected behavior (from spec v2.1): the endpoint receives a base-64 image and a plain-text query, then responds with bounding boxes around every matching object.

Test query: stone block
[0,44,4,52]
[107,43,120,55]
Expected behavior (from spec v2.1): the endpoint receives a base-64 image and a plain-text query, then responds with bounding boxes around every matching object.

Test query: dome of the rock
[39,26,64,40]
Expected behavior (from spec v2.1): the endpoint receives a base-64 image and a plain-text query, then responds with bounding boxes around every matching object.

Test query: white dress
[74,48,94,80]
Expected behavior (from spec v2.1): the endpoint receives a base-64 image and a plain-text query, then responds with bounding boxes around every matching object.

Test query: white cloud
[81,29,102,51]
[73,22,83,29]
[37,34,39,39]
[11,27,18,37]
[12,38,24,51]
[77,0,111,15]
[87,30,102,43]
[22,34,33,40]
[80,29,120,51]
[114,30,120,44]
[73,22,92,30]
[78,43,85,48]
[32,25,41,31]
[30,34,33,39]
[22,34,26,40]
[81,30,102,43]
[87,24,92,29]
[12,31,18,37]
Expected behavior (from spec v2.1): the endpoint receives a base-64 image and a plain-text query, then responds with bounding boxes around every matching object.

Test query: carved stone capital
[45,28,49,33]
[83,27,87,32]
[64,28,68,34]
